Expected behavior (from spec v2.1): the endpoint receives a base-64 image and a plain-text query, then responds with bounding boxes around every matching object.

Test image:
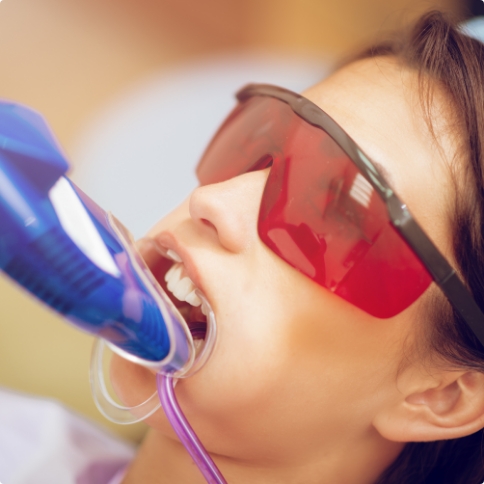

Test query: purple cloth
[0,387,135,484]
[106,466,128,484]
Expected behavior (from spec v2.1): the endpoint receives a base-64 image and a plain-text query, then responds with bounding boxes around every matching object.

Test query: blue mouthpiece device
[0,101,216,423]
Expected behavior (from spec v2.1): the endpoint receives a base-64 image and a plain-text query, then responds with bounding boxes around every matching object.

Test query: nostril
[201,218,217,232]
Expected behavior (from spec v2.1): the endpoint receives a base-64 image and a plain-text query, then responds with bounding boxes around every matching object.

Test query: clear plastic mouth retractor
[90,266,218,425]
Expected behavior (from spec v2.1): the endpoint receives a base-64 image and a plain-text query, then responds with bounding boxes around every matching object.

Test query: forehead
[303,56,457,259]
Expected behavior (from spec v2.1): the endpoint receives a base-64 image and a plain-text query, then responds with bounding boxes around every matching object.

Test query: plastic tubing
[156,373,227,484]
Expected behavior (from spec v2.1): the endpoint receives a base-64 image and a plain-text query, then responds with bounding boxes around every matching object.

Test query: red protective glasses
[196,84,484,344]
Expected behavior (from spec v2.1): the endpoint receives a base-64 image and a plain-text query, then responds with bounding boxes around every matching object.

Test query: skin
[114,57,484,484]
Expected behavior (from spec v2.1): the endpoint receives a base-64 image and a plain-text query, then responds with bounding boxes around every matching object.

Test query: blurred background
[0,0,475,443]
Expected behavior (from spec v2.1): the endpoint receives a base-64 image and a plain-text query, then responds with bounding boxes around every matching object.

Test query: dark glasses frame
[237,83,484,347]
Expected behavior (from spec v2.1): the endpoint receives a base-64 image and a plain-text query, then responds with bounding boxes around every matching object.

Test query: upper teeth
[164,262,201,307]
[166,249,183,263]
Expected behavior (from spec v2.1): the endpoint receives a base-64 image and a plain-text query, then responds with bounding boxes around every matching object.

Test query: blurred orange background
[0,0,463,442]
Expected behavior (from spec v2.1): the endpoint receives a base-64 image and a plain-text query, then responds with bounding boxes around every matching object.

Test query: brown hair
[351,10,484,484]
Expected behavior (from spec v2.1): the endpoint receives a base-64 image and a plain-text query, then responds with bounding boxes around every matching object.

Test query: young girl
[111,10,484,484]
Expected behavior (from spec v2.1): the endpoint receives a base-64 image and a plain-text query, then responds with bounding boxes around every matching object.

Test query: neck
[122,428,404,484]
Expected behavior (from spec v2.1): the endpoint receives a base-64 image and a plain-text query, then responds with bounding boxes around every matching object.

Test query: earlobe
[373,370,484,442]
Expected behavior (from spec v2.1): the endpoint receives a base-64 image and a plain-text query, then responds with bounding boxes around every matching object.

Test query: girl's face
[111,57,456,468]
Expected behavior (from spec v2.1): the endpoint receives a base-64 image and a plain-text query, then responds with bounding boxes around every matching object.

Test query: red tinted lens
[197,96,432,318]
[197,97,294,184]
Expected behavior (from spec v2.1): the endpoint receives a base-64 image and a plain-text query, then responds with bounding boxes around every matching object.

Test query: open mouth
[141,241,208,344]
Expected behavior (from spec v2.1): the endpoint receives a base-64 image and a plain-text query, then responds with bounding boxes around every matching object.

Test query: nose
[189,168,270,253]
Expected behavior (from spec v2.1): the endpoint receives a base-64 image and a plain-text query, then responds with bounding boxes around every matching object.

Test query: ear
[373,367,484,442]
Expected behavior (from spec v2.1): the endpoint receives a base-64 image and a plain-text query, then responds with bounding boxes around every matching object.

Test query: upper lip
[151,231,207,298]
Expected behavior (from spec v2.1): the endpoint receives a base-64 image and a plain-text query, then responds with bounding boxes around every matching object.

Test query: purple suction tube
[156,375,227,484]
[156,323,227,484]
